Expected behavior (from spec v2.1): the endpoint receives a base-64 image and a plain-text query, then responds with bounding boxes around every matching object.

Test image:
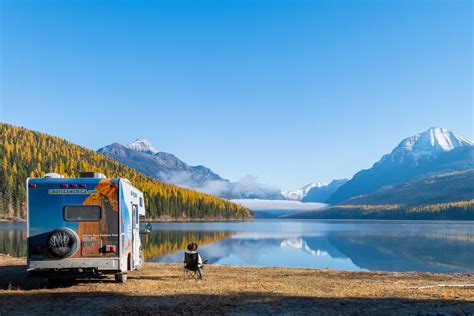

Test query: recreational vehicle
[26,172,147,283]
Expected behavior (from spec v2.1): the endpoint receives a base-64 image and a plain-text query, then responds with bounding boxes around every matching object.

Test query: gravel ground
[0,256,473,315]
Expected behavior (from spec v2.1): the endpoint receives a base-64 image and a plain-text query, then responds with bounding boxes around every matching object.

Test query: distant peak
[126,139,158,154]
[304,181,326,190]
[381,127,473,164]
[400,127,473,151]
[281,181,326,201]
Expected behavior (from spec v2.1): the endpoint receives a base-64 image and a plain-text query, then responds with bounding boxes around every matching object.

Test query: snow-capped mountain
[98,141,227,193]
[126,139,158,154]
[281,182,325,201]
[379,127,473,165]
[98,140,283,199]
[302,179,349,203]
[326,127,474,204]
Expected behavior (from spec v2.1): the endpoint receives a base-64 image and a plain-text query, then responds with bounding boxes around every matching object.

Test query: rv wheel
[48,228,80,258]
[115,273,127,283]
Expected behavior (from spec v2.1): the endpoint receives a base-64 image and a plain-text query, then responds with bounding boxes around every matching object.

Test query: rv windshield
[63,205,102,221]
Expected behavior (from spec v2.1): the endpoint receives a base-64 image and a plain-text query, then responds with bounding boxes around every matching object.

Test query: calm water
[1,220,473,273]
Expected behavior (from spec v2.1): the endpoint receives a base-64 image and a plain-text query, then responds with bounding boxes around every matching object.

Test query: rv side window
[63,205,102,221]
[139,197,143,207]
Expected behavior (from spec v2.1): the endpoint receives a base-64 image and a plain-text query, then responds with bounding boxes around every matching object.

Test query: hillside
[288,200,474,220]
[0,123,252,221]
[344,170,474,206]
[289,170,474,220]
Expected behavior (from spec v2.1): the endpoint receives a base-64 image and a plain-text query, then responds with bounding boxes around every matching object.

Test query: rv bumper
[28,258,123,274]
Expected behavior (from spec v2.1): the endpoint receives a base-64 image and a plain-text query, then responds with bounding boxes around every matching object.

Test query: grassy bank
[0,257,473,315]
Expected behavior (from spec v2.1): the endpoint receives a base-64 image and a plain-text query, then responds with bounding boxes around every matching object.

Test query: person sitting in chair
[183,243,204,279]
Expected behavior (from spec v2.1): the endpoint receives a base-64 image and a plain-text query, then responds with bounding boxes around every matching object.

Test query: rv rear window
[63,205,102,221]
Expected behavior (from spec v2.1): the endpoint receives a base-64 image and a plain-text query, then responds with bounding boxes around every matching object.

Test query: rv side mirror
[140,222,152,234]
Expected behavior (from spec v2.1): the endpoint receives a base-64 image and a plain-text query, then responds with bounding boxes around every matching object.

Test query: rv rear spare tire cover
[48,228,80,258]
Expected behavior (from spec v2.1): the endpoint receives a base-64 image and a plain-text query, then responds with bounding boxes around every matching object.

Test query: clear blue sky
[1,0,472,190]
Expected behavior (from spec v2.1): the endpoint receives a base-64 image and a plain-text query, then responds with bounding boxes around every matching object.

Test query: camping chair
[183,252,208,280]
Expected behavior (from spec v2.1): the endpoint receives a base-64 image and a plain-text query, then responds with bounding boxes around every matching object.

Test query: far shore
[0,218,26,223]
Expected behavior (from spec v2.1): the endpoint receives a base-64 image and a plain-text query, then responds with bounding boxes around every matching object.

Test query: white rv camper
[27,172,149,283]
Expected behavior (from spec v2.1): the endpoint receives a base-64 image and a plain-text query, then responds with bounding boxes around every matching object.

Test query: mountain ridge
[98,142,228,189]
[326,127,474,205]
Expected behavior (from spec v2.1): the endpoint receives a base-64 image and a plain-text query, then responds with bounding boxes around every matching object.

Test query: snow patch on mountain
[282,182,326,201]
[381,127,473,164]
[126,139,158,154]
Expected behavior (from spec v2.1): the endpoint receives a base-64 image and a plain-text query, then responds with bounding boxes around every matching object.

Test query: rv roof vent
[79,172,107,179]
[44,173,64,179]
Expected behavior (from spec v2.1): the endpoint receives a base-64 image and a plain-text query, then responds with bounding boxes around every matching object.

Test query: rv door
[132,204,140,268]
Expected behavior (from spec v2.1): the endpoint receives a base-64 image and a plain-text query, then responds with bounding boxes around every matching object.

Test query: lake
[1,219,473,273]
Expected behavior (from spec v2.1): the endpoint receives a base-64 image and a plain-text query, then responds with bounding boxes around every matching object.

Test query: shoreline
[0,257,473,314]
[0,218,26,223]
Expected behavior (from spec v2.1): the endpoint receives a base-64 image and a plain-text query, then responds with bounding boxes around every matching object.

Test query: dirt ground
[0,256,473,315]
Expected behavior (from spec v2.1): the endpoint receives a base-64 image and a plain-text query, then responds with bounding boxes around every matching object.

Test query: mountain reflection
[327,231,474,272]
[152,230,474,273]
[280,238,328,257]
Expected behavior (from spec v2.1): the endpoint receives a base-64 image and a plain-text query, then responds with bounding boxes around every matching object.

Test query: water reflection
[0,223,27,257]
[149,220,474,273]
[141,230,234,259]
[1,220,473,273]
[328,231,474,272]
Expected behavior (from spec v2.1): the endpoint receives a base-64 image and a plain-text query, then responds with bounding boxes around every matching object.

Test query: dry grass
[0,256,473,315]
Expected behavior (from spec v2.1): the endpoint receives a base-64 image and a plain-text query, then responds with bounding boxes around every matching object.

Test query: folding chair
[183,252,207,280]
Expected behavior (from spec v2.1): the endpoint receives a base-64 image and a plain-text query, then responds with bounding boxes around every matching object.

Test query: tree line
[290,200,474,220]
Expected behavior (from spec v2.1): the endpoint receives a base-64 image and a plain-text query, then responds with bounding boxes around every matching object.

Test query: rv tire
[47,278,75,287]
[47,228,80,258]
[47,278,61,287]
[115,273,127,283]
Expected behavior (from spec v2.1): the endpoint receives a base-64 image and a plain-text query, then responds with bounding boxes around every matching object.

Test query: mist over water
[2,220,473,273]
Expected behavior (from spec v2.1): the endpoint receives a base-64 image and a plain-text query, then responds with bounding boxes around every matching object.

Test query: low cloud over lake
[231,199,326,211]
